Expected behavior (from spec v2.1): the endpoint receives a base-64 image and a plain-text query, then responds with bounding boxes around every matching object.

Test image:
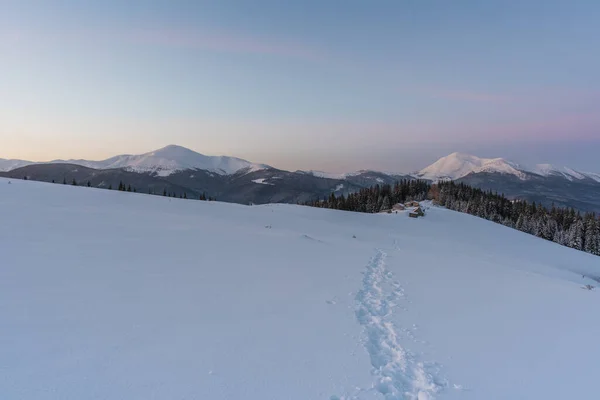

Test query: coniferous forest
[304,180,600,257]
[304,179,430,213]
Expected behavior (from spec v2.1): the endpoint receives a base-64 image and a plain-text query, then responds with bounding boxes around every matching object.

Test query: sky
[1,0,599,173]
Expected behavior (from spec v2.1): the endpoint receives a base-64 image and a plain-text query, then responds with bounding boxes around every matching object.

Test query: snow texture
[356,250,442,399]
[251,178,274,185]
[1,178,600,400]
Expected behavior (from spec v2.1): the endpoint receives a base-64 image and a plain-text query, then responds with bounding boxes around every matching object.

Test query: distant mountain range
[2,145,599,212]
[0,145,267,176]
[415,152,600,183]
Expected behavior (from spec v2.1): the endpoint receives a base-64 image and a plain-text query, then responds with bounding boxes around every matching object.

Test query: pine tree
[568,219,584,250]
[127,185,132,192]
[380,196,391,212]
[72,179,77,186]
[584,216,598,254]
[87,181,91,187]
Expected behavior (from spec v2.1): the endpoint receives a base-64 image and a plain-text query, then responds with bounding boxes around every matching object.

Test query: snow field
[1,178,599,400]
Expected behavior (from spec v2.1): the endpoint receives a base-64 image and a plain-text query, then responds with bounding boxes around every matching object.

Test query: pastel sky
[1,0,599,172]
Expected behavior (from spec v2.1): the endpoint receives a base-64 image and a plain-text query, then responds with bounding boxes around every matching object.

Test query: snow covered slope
[417,152,525,181]
[52,145,267,176]
[0,158,32,172]
[2,178,600,400]
[528,163,600,182]
[302,170,352,180]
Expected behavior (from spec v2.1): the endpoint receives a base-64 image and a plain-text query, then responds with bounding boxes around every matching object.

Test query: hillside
[1,178,600,399]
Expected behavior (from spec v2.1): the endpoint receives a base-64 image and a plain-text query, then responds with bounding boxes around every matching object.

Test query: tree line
[436,181,600,256]
[304,179,600,257]
[304,179,430,212]
[40,176,216,201]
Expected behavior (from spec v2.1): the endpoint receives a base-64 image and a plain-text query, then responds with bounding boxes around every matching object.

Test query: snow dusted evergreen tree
[306,179,598,257]
[380,196,391,212]
[568,219,584,251]
[584,216,599,255]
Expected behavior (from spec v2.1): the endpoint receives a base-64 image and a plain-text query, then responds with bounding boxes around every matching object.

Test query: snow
[335,184,345,192]
[305,170,350,180]
[0,158,32,172]
[417,152,526,181]
[90,145,268,176]
[3,145,267,176]
[530,163,561,177]
[528,163,599,181]
[583,171,600,183]
[251,178,274,185]
[304,170,369,180]
[2,178,600,400]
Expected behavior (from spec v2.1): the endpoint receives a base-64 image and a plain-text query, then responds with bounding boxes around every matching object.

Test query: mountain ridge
[3,145,598,182]
[2,146,599,212]
[0,145,268,177]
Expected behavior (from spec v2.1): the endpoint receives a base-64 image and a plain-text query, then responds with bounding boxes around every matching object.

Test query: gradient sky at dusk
[1,1,599,172]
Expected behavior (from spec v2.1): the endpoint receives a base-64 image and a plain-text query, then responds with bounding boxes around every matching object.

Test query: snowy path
[355,249,443,400]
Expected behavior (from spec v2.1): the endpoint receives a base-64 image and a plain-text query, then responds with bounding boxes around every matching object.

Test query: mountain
[51,144,268,176]
[0,145,406,205]
[527,163,600,182]
[301,169,414,188]
[0,158,33,172]
[414,152,600,213]
[3,177,600,399]
[2,146,599,212]
[416,152,526,181]
[0,145,266,176]
[0,162,362,205]
[417,152,600,184]
[457,171,600,213]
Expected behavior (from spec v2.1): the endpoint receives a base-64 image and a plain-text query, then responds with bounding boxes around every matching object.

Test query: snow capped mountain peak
[417,152,525,181]
[55,145,269,176]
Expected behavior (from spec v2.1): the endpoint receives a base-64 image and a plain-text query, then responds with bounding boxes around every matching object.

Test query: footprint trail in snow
[354,249,444,400]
